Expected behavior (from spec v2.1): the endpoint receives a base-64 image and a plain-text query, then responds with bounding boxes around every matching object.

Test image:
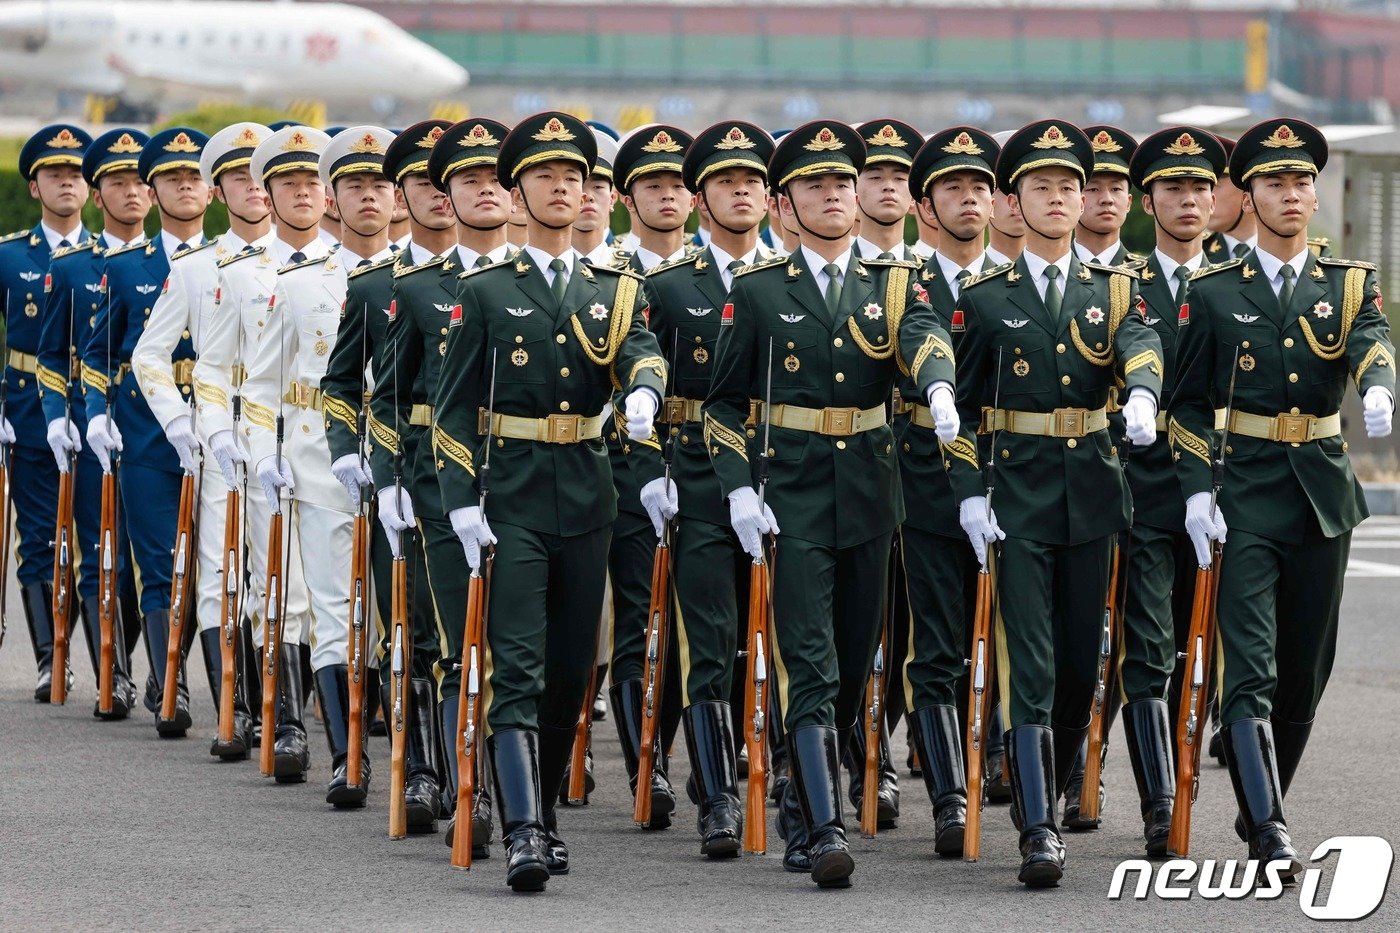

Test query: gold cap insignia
[1164,132,1205,156]
[942,131,984,156]
[164,131,200,153]
[714,127,755,151]
[460,124,500,148]
[281,130,315,152]
[348,132,384,154]
[1090,130,1121,153]
[1031,125,1073,150]
[641,130,683,154]
[803,126,845,152]
[46,128,83,149]
[533,118,576,143]
[865,124,908,148]
[416,126,445,149]
[232,127,262,149]
[1261,123,1305,149]
[108,133,143,154]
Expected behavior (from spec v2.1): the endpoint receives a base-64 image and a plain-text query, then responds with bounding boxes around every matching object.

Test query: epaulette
[1122,256,1148,272]
[104,240,147,259]
[457,257,510,280]
[647,253,701,276]
[1125,251,1147,264]
[393,253,446,279]
[733,255,787,278]
[349,254,397,279]
[1317,256,1376,271]
[172,239,217,260]
[0,230,29,245]
[279,254,327,274]
[52,240,97,260]
[1308,235,1331,248]
[217,246,265,268]
[1082,261,1138,279]
[590,261,645,282]
[858,256,919,269]
[1189,257,1242,281]
[961,262,1014,289]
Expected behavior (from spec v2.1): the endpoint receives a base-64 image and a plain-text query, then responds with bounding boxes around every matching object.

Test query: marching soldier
[946,120,1163,887]
[1169,119,1394,878]
[897,125,1001,857]
[82,127,211,736]
[853,119,921,264]
[1072,126,1139,269]
[2,124,93,701]
[1203,136,1256,263]
[195,125,323,775]
[39,128,150,719]
[703,120,952,888]
[136,122,275,757]
[984,129,1023,270]
[573,129,620,268]
[434,111,666,892]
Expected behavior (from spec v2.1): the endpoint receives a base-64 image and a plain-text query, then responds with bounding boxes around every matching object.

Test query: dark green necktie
[824,262,843,313]
[727,259,744,275]
[1232,242,1250,260]
[549,257,568,308]
[1043,263,1062,321]
[475,254,493,269]
[954,268,971,299]
[1173,266,1190,307]
[1278,263,1296,311]
[877,251,895,261]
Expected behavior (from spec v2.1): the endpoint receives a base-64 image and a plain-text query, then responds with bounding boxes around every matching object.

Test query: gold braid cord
[846,266,910,367]
[433,424,475,476]
[322,394,358,435]
[1169,419,1211,465]
[36,363,67,395]
[1300,267,1364,362]
[703,412,749,461]
[911,333,955,384]
[572,275,637,367]
[80,362,109,395]
[1070,272,1130,368]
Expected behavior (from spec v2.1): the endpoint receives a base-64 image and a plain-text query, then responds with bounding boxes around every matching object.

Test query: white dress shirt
[708,241,761,292]
[934,250,987,302]
[1253,247,1309,299]
[456,243,512,270]
[1020,250,1072,304]
[1073,240,1122,267]
[523,245,582,287]
[801,244,852,297]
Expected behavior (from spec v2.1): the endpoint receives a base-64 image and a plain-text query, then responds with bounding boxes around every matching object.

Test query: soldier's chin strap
[1147,188,1203,246]
[1247,177,1317,244]
[517,186,572,232]
[928,195,981,245]
[784,187,852,243]
[700,188,759,239]
[268,196,318,234]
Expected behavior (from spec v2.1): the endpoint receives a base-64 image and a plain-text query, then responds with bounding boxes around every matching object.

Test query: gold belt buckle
[1275,413,1314,443]
[1055,407,1087,438]
[745,400,762,428]
[547,413,581,443]
[664,397,687,425]
[820,407,858,437]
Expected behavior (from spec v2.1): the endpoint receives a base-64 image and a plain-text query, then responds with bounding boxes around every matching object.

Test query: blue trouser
[120,460,182,615]
[10,443,58,586]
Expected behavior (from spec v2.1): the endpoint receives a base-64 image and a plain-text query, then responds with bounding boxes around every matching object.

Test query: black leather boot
[200,627,252,760]
[1056,723,1096,830]
[1232,715,1316,844]
[83,595,135,719]
[316,664,366,807]
[1122,699,1174,857]
[984,702,1011,803]
[241,618,262,745]
[844,719,899,829]
[1009,725,1065,887]
[23,581,59,702]
[272,643,310,783]
[538,722,576,875]
[441,699,493,858]
[609,680,675,829]
[789,725,854,888]
[1223,719,1301,882]
[908,705,966,856]
[682,701,742,858]
[404,679,440,830]
[490,728,550,892]
[143,611,191,737]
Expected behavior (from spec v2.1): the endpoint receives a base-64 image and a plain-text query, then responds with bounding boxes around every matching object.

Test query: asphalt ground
[2,518,1398,931]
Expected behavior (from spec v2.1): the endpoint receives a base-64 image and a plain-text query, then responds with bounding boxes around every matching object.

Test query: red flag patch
[213,286,221,306]
[1178,302,1190,326]
[448,303,462,328]
[386,299,397,322]
[1136,294,1148,320]
[912,282,929,303]
[43,273,52,294]
[951,307,965,332]
[721,303,734,326]
[161,277,170,295]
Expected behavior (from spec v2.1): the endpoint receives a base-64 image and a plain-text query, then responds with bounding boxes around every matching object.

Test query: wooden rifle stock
[217,489,240,747]
[860,630,887,837]
[451,551,492,868]
[1080,539,1122,823]
[160,470,197,722]
[49,466,74,703]
[388,546,410,839]
[742,542,773,855]
[1167,547,1221,857]
[567,657,596,805]
[96,467,120,714]
[259,510,285,775]
[345,501,371,788]
[633,530,673,825]
[964,555,996,862]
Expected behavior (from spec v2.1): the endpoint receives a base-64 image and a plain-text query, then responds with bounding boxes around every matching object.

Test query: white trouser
[293,497,353,672]
[245,488,310,650]
[195,460,227,633]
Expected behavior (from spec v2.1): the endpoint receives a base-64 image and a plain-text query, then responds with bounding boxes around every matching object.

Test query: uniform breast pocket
[493,323,551,385]
[301,311,340,375]
[772,328,823,390]
[676,324,716,395]
[998,340,1052,399]
[1218,328,1274,388]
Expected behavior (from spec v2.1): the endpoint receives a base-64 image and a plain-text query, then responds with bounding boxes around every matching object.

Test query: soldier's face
[513,161,584,228]
[990,188,1024,237]
[700,167,766,234]
[214,167,270,224]
[1144,179,1214,242]
[1010,169,1081,239]
[268,170,325,231]
[926,170,991,241]
[1243,172,1317,237]
[94,169,151,226]
[624,171,693,234]
[447,166,509,230]
[333,172,395,237]
[576,175,616,233]
[400,173,454,231]
[1078,173,1130,235]
[151,167,211,222]
[29,165,88,217]
[781,173,856,240]
[1209,177,1245,232]
[856,164,912,226]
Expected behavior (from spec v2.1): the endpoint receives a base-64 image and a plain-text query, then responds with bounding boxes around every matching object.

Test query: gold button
[1288,373,1298,383]
[301,424,310,433]
[833,337,843,347]
[1343,441,1350,452]
[836,440,846,450]
[1014,346,1021,354]
[767,447,775,457]
[560,401,570,411]
[515,335,524,344]
[556,334,566,344]
[1242,340,1250,349]
[1226,445,1233,454]
[182,329,190,339]
[560,367,570,378]
[16,379,24,388]
[1327,333,1335,341]
[681,435,690,445]
[440,327,448,336]
[746,429,756,438]
[1001,448,1009,459]
[902,443,911,453]
[147,389,154,397]
[1056,343,1066,353]
[1061,375,1071,385]
[1284,337,1294,348]
[885,444,891,454]
[1291,442,1300,448]
[496,438,504,448]
[315,329,323,337]
[609,432,618,441]
[787,341,795,350]
[1110,446,1117,457]
[1095,342,1104,350]
[835,372,845,383]
[1290,406,1300,415]
[257,320,264,328]
[1067,438,1077,449]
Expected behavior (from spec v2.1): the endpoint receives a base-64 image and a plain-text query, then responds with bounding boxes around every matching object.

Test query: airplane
[0,0,468,106]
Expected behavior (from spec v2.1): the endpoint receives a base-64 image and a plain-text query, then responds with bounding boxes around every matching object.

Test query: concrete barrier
[1363,483,1400,516]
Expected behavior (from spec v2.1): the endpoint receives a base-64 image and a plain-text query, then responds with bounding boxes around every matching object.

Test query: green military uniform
[703,120,951,887]
[1168,118,1394,872]
[946,120,1164,886]
[434,112,666,893]
[895,126,1002,857]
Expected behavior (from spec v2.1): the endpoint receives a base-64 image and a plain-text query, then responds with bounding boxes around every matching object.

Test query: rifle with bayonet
[346,301,373,791]
[742,337,776,855]
[160,334,199,726]
[49,287,79,704]
[388,300,410,839]
[259,292,291,776]
[0,290,12,650]
[97,275,121,715]
[216,286,245,755]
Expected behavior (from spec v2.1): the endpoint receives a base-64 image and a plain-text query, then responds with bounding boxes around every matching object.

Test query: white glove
[86,413,124,473]
[449,505,496,571]
[727,486,779,560]
[1122,388,1158,448]
[958,496,1005,569]
[1363,386,1393,439]
[209,429,247,490]
[1184,491,1227,568]
[0,417,14,445]
[640,477,679,537]
[164,414,200,474]
[926,382,958,444]
[624,388,658,442]
[332,453,372,509]
[46,418,81,472]
[256,456,295,513]
[377,486,417,559]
